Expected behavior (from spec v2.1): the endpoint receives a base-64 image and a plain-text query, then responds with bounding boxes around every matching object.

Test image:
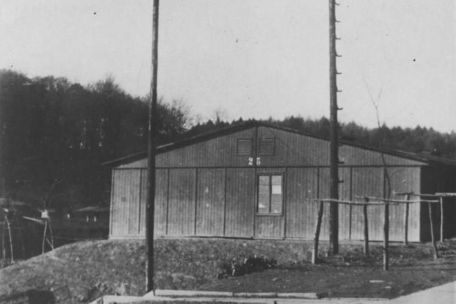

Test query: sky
[1,0,455,132]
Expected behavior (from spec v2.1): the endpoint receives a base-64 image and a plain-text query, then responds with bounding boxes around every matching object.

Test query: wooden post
[348,204,352,241]
[48,221,54,250]
[328,0,340,255]
[312,201,325,264]
[42,220,47,254]
[2,221,6,261]
[428,202,438,259]
[404,193,410,245]
[5,215,13,263]
[146,0,160,293]
[439,196,444,242]
[383,201,389,271]
[363,198,369,257]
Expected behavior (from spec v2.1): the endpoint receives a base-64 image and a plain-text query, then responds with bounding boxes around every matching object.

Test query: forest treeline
[0,70,187,211]
[1,69,455,211]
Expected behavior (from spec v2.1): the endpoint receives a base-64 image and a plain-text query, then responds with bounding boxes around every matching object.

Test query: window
[257,174,283,214]
[237,138,253,155]
[259,137,275,155]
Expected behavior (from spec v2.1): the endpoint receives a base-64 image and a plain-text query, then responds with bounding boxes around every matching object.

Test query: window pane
[258,176,270,213]
[271,176,282,186]
[271,196,282,214]
[259,176,269,185]
[272,184,282,194]
[271,175,282,213]
[258,185,270,213]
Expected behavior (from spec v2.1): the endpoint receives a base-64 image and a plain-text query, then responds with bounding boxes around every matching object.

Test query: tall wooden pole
[146,0,160,293]
[328,0,339,254]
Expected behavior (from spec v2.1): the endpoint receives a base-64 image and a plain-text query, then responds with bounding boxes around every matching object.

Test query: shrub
[218,255,277,278]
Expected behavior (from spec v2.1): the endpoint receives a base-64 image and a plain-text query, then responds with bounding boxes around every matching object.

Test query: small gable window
[237,138,253,155]
[259,137,275,155]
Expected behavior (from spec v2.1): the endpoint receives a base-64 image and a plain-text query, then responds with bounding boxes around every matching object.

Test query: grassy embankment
[1,238,456,303]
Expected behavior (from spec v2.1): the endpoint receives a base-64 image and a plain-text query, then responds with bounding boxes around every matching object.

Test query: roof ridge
[102,121,456,168]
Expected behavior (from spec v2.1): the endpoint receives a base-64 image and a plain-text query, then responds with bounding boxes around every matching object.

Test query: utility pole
[328,0,340,255]
[146,0,160,293]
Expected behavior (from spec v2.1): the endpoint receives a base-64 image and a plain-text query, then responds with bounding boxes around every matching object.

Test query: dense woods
[0,70,187,212]
[276,116,456,159]
[1,69,455,212]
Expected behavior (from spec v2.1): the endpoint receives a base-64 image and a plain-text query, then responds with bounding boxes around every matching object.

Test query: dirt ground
[201,242,456,298]
[1,238,456,303]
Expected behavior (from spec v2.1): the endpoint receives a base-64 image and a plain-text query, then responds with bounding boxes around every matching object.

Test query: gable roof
[103,121,456,168]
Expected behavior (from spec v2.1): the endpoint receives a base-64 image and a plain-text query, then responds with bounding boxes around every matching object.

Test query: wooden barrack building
[105,122,456,242]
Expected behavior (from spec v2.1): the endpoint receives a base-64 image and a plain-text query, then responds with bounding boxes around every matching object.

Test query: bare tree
[363,79,391,270]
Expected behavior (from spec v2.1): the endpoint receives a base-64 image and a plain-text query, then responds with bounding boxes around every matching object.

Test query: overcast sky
[1,0,455,132]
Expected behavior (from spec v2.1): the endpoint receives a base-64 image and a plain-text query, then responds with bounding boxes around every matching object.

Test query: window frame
[258,137,275,156]
[256,173,284,216]
[236,138,253,156]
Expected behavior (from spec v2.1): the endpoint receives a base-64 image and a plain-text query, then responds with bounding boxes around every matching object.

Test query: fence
[311,192,456,270]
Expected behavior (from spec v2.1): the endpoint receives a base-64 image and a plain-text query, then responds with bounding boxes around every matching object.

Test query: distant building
[73,206,109,223]
[105,121,456,242]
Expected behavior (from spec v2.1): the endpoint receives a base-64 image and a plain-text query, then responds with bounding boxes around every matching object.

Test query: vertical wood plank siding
[256,127,329,167]
[225,168,255,237]
[196,169,225,236]
[318,168,331,240]
[138,169,168,236]
[110,170,121,237]
[351,167,384,240]
[127,170,141,235]
[109,171,115,236]
[156,129,256,168]
[338,167,352,240]
[285,168,319,239]
[167,169,196,236]
[387,167,420,241]
[255,216,283,239]
[139,169,147,235]
[110,169,141,237]
[110,125,431,241]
